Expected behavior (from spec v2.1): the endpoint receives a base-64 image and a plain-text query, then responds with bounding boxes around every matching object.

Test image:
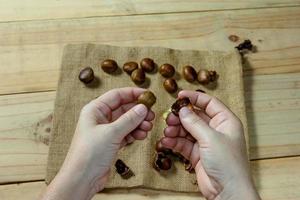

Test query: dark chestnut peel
[235,39,253,52]
[196,89,206,93]
[115,159,134,179]
[140,58,155,73]
[137,91,156,109]
[101,59,118,73]
[171,97,194,116]
[79,67,94,84]
[159,64,175,78]
[182,66,197,82]
[131,68,146,85]
[153,152,172,171]
[163,78,178,94]
[123,61,138,75]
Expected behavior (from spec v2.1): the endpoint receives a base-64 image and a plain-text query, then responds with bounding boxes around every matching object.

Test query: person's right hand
[160,90,260,200]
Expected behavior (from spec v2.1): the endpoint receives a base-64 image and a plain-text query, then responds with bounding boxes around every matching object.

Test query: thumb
[110,104,148,139]
[179,107,214,143]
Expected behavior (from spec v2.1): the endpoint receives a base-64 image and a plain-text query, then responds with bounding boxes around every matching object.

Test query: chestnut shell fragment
[153,152,172,171]
[115,159,134,179]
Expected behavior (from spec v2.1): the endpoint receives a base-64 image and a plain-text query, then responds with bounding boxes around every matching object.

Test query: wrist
[219,178,260,200]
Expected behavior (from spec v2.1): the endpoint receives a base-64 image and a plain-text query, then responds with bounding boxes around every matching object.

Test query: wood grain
[0,73,299,183]
[0,7,300,94]
[1,0,300,22]
[0,92,54,183]
[1,157,299,200]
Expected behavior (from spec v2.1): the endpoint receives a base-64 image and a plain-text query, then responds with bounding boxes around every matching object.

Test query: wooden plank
[0,73,299,183]
[0,7,300,94]
[1,0,300,22]
[0,92,54,183]
[0,157,299,200]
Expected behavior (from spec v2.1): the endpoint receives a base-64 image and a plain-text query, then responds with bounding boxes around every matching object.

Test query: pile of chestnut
[78,58,218,94]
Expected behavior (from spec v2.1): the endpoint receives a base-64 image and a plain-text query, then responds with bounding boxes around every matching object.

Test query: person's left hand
[42,87,154,200]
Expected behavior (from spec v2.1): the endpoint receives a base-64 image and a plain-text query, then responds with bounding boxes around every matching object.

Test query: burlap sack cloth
[46,44,248,193]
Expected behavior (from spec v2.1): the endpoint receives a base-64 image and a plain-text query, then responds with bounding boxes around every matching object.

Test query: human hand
[160,90,260,200]
[41,87,154,200]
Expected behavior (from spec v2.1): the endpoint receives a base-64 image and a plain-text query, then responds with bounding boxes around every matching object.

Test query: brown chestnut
[182,65,197,82]
[101,59,118,73]
[197,69,210,84]
[153,152,172,171]
[163,78,178,93]
[137,91,156,109]
[140,58,155,73]
[131,68,146,85]
[115,159,134,179]
[78,67,94,84]
[123,61,138,75]
[159,63,175,78]
[171,97,194,116]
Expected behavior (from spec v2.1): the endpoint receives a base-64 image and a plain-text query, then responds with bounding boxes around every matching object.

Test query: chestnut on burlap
[46,44,248,192]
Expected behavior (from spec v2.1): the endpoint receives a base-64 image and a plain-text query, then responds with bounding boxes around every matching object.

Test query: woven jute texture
[46,44,248,192]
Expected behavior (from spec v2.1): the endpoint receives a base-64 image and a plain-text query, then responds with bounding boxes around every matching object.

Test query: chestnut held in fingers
[101,59,118,73]
[115,159,135,179]
[140,58,155,73]
[78,67,94,84]
[163,78,178,94]
[137,91,156,109]
[159,63,175,78]
[123,61,138,75]
[171,97,194,116]
[153,152,172,171]
[131,68,146,85]
[182,65,197,82]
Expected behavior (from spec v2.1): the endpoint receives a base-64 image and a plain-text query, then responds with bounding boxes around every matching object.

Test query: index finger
[178,90,233,119]
[92,87,146,111]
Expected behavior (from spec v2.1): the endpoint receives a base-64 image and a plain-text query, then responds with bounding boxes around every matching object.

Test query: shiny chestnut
[131,68,146,85]
[182,66,197,82]
[140,58,155,73]
[78,67,94,84]
[159,63,175,78]
[137,91,156,109]
[115,159,134,179]
[171,97,194,116]
[163,78,178,93]
[123,61,138,75]
[101,59,118,73]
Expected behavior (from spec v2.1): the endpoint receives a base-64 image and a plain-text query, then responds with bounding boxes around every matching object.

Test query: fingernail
[134,104,147,116]
[180,107,191,117]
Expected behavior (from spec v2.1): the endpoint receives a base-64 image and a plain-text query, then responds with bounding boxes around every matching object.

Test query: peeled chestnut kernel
[197,69,210,84]
[182,65,197,82]
[171,97,194,116]
[115,159,134,179]
[155,140,173,155]
[137,91,156,109]
[140,58,155,72]
[101,59,118,73]
[131,68,146,85]
[159,63,175,78]
[163,78,178,93]
[153,152,172,171]
[123,61,138,75]
[78,67,94,84]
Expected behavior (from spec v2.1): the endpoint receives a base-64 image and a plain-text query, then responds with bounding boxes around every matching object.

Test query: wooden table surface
[0,1,300,199]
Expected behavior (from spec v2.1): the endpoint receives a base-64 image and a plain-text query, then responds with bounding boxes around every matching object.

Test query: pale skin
[41,87,260,200]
